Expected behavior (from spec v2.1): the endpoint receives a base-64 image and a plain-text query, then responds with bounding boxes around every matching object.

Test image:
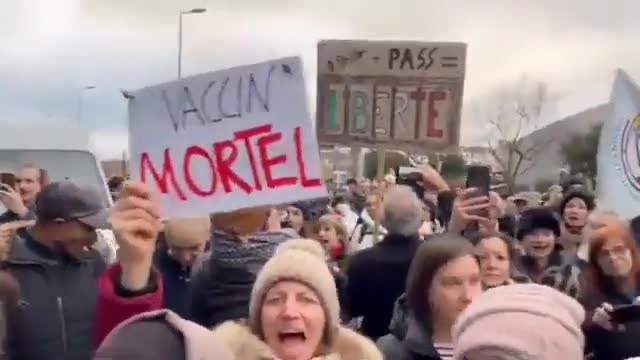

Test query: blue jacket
[153,242,193,319]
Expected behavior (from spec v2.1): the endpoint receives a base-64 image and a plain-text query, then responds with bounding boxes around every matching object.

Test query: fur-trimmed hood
[212,321,383,360]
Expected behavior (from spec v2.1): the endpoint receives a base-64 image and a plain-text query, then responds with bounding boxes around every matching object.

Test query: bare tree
[482,76,554,192]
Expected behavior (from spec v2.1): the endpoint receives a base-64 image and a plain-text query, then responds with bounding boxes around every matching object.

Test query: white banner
[128,57,327,219]
[597,70,640,219]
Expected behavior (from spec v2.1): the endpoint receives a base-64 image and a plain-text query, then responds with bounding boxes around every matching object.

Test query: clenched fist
[109,181,162,290]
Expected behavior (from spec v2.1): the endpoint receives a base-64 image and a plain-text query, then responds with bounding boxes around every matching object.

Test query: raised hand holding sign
[109,181,162,290]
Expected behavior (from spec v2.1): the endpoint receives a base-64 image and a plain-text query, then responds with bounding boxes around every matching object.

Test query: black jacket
[345,233,422,340]
[153,244,192,320]
[582,284,640,360]
[377,294,442,360]
[5,232,105,360]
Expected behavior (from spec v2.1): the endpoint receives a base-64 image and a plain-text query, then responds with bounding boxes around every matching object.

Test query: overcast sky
[3,0,640,159]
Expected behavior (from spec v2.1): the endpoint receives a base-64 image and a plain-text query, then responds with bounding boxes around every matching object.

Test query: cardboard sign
[128,57,327,219]
[317,40,466,153]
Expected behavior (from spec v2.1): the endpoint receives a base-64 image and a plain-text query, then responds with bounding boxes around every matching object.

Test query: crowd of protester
[0,163,640,359]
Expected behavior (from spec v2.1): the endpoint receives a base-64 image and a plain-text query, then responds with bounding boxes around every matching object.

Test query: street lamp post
[178,8,206,79]
[77,85,96,125]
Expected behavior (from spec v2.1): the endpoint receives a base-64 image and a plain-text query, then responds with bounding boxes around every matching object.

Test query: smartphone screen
[0,173,16,189]
[466,165,491,196]
[464,165,491,225]
[611,304,640,323]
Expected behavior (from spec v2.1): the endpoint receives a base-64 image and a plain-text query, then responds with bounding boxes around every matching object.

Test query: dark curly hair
[559,189,596,218]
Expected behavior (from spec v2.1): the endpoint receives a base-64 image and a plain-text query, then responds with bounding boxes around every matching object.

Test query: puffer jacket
[190,230,291,327]
[376,294,443,360]
[212,321,383,360]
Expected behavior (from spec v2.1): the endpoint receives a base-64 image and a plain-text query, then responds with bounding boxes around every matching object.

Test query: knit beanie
[517,207,560,240]
[452,283,585,360]
[248,239,340,345]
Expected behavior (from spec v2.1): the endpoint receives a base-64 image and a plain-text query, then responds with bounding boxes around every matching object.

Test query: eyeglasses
[598,245,630,259]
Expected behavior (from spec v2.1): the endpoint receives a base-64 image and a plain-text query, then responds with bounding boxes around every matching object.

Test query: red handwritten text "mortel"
[139,124,320,201]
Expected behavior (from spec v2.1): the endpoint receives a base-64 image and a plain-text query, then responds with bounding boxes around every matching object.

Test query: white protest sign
[597,69,640,219]
[128,57,327,219]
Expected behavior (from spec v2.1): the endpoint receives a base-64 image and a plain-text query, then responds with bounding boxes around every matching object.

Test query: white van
[0,122,117,262]
[0,122,112,209]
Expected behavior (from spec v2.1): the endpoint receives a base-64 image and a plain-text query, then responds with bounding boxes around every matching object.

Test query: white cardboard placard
[316,40,466,153]
[128,57,327,219]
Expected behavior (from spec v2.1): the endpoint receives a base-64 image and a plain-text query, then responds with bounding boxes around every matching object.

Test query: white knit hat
[248,239,340,344]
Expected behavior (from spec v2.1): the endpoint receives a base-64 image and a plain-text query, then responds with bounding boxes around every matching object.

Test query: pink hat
[452,284,585,360]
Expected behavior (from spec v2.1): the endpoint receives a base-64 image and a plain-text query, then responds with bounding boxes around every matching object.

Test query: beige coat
[212,321,383,360]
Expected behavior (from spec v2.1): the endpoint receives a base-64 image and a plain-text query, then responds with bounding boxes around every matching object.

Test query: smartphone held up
[460,165,492,235]
[465,165,491,217]
[0,172,16,191]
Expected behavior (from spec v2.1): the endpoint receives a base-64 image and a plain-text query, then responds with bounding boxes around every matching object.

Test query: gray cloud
[3,0,640,158]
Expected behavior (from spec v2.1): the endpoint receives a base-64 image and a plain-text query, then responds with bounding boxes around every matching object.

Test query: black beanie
[517,207,561,240]
[292,198,330,223]
[559,189,596,217]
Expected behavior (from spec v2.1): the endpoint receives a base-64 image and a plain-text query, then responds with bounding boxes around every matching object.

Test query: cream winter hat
[453,283,585,360]
[248,239,340,344]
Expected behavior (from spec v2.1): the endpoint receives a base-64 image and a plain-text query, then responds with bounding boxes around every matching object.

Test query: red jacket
[94,264,164,347]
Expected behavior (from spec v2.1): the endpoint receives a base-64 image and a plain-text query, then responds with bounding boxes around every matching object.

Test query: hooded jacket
[94,310,234,360]
[377,294,443,360]
[212,321,383,360]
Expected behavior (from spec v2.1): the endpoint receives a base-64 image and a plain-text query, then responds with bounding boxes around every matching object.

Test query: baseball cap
[35,181,109,229]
